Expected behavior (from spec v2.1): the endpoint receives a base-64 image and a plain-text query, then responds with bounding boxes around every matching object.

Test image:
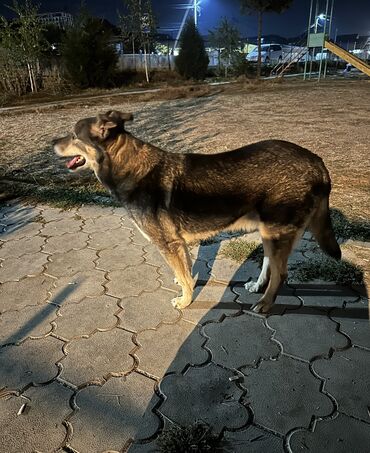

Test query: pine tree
[175,19,209,80]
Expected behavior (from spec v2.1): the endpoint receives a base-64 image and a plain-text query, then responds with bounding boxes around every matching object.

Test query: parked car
[246,44,284,64]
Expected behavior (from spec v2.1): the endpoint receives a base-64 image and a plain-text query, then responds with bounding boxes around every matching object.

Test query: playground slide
[324,40,370,77]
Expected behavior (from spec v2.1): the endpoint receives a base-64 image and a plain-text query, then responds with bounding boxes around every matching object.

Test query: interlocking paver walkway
[0,200,369,453]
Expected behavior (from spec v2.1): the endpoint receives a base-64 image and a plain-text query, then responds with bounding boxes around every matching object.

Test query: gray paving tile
[41,217,82,236]
[40,206,77,222]
[82,215,122,233]
[0,252,48,282]
[69,372,160,452]
[88,228,132,250]
[313,347,370,422]
[210,258,260,284]
[267,309,348,361]
[244,355,334,435]
[0,336,63,390]
[331,298,370,349]
[223,425,283,452]
[0,275,54,312]
[0,303,57,346]
[204,313,280,369]
[97,243,144,271]
[60,328,135,386]
[77,204,114,219]
[45,248,97,277]
[43,231,89,254]
[289,413,370,453]
[292,284,359,308]
[48,270,107,305]
[0,235,45,259]
[0,381,72,453]
[135,320,208,377]
[118,288,180,332]
[159,363,249,433]
[107,264,160,299]
[55,295,120,339]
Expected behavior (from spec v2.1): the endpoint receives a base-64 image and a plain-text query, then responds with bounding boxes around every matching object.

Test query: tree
[240,0,293,79]
[61,9,118,88]
[175,19,209,80]
[0,0,46,93]
[118,0,155,82]
[209,17,241,77]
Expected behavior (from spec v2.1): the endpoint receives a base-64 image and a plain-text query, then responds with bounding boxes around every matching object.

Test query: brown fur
[53,110,341,313]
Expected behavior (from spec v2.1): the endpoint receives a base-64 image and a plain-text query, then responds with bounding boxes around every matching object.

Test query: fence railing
[118,54,175,71]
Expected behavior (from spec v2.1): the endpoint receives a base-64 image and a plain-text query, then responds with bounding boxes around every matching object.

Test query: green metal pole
[323,0,335,78]
[318,0,330,81]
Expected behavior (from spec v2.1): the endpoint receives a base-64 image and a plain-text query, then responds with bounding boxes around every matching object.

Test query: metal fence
[118,54,175,71]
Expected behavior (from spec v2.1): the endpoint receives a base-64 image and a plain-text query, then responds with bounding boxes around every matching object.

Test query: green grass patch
[220,239,263,264]
[157,423,221,453]
[331,209,370,242]
[290,256,364,284]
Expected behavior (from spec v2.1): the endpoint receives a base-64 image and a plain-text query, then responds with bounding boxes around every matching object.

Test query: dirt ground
[0,78,369,275]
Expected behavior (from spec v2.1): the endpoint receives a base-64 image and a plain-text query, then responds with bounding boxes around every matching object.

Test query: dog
[53,110,341,313]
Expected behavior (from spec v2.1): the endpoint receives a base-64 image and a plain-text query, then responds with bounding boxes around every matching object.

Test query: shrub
[175,19,209,80]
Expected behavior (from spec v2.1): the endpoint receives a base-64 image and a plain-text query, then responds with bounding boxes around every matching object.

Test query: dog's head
[53,110,134,172]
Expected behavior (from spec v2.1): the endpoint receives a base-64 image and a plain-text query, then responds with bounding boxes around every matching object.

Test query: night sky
[0,0,369,37]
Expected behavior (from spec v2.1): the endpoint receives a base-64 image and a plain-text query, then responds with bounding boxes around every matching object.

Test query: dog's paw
[244,281,262,293]
[171,296,192,310]
[251,301,272,314]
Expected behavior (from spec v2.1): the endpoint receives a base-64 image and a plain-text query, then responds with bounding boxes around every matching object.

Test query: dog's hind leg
[245,256,270,293]
[252,228,301,314]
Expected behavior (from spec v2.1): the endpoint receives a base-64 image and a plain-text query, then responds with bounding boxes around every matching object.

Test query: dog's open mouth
[67,156,86,170]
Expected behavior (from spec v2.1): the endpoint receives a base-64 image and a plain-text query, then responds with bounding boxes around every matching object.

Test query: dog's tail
[309,197,341,260]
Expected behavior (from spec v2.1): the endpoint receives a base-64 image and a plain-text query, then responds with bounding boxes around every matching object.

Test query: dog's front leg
[158,238,194,309]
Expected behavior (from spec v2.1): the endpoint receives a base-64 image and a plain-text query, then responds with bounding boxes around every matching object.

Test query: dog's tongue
[67,156,84,170]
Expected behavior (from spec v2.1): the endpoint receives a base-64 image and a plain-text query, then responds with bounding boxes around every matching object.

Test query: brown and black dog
[53,110,341,313]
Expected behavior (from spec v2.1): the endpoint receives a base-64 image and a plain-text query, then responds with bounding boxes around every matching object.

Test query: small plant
[221,239,263,264]
[157,423,221,453]
[290,256,363,284]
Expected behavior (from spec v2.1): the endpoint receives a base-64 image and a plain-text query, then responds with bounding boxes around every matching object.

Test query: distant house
[37,12,73,29]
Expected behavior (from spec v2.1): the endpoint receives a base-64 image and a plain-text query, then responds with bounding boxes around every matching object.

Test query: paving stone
[159,363,249,433]
[127,440,158,452]
[70,373,160,452]
[48,270,107,305]
[112,206,129,218]
[183,284,240,325]
[210,258,260,284]
[267,309,348,361]
[313,348,370,422]
[118,288,180,332]
[77,204,114,219]
[88,228,132,250]
[107,264,160,299]
[0,336,63,390]
[55,295,120,339]
[157,264,180,293]
[0,381,73,453]
[244,355,334,435]
[0,235,45,259]
[40,206,77,222]
[45,248,97,277]
[331,298,370,349]
[143,244,166,267]
[0,207,41,226]
[193,242,222,263]
[135,320,208,377]
[97,243,144,271]
[223,425,283,452]
[0,275,54,312]
[204,313,280,369]
[0,252,48,282]
[289,413,370,453]
[43,231,89,254]
[61,329,135,386]
[193,259,212,283]
[41,217,83,236]
[82,215,122,233]
[0,303,57,346]
[0,222,42,242]
[291,284,359,308]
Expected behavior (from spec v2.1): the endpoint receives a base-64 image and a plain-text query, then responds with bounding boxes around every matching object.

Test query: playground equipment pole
[323,0,335,78]
[304,0,314,80]
[318,0,330,81]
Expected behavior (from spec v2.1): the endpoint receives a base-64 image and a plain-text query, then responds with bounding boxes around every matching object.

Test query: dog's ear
[106,110,134,123]
[91,114,117,139]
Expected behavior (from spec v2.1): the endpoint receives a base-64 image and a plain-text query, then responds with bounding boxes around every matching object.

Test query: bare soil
[0,78,369,279]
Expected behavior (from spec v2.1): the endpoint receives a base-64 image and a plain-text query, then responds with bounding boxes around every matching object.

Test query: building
[37,12,73,29]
